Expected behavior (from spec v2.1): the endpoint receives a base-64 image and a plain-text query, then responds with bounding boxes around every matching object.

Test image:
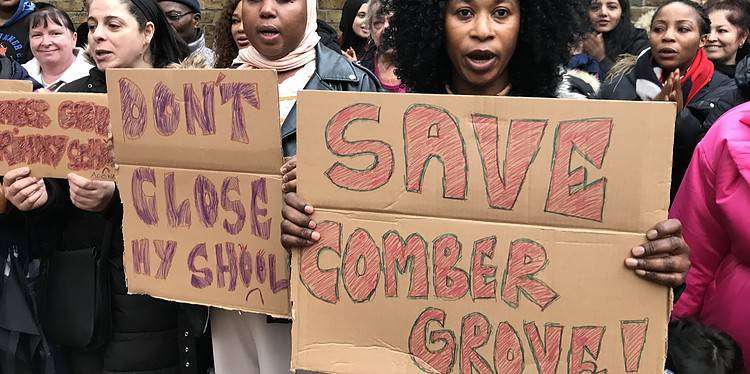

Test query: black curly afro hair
[383,0,590,97]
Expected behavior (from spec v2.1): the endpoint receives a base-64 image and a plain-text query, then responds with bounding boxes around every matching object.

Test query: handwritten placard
[108,69,290,317]
[0,92,113,180]
[291,92,676,373]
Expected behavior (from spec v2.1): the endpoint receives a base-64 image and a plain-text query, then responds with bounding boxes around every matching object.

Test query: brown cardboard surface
[119,165,289,316]
[0,92,113,180]
[296,92,676,234]
[292,92,676,373]
[0,80,33,92]
[292,210,668,373]
[107,69,282,174]
[110,69,290,316]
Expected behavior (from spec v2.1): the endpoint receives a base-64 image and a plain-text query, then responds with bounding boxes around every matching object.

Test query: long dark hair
[339,0,368,53]
[213,0,241,68]
[96,0,190,68]
[601,0,639,58]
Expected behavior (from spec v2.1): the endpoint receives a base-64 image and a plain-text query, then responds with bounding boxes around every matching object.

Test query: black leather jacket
[281,43,381,157]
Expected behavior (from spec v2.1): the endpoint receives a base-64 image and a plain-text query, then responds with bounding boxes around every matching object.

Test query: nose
[662,27,677,42]
[259,0,276,19]
[91,24,106,43]
[707,30,719,42]
[470,14,494,41]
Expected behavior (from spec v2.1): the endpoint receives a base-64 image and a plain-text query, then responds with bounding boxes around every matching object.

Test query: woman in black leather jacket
[210,1,380,373]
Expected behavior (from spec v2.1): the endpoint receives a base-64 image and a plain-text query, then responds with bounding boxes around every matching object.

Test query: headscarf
[233,0,320,71]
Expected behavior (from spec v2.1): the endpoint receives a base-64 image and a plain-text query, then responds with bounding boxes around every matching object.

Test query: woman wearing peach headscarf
[209,1,379,373]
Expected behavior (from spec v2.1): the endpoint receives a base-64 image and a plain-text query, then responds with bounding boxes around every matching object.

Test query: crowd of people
[0,0,748,373]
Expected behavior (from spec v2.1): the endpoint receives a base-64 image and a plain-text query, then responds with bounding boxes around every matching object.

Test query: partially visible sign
[0,92,113,180]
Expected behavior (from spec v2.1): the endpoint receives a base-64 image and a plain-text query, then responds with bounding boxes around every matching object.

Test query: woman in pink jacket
[671,101,750,370]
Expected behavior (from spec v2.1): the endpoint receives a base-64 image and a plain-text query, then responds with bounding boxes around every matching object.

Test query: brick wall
[47,0,662,47]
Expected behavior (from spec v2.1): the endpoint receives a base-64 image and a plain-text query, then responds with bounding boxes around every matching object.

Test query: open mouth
[257,25,280,41]
[465,50,498,71]
[657,47,679,58]
[236,35,251,48]
[94,49,113,60]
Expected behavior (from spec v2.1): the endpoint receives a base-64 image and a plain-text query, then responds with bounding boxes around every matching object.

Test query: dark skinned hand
[625,219,691,287]
[280,156,320,251]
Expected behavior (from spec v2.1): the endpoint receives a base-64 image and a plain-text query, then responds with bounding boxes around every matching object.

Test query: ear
[193,13,201,27]
[740,30,748,46]
[143,21,155,45]
[72,32,78,46]
[699,34,707,48]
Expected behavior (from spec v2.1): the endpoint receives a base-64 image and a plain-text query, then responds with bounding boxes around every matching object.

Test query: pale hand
[2,167,48,211]
[67,173,115,212]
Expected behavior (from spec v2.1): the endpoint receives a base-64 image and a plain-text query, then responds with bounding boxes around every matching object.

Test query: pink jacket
[671,102,750,367]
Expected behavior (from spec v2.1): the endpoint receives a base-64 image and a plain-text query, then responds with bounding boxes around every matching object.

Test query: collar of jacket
[187,29,206,53]
[279,43,362,155]
[311,43,359,85]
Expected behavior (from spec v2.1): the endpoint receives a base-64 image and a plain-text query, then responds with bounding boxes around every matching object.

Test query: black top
[601,27,649,78]
[599,69,736,200]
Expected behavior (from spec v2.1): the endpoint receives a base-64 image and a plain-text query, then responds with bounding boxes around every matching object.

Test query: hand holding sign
[3,167,48,211]
[281,156,320,250]
[626,219,690,287]
[67,173,116,213]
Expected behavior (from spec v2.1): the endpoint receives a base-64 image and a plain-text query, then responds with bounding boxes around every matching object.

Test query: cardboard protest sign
[292,91,676,373]
[0,80,33,92]
[108,69,290,317]
[0,92,113,180]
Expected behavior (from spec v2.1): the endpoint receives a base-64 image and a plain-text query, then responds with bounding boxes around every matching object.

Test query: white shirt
[22,47,93,91]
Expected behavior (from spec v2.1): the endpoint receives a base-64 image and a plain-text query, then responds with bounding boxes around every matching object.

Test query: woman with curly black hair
[212,0,249,68]
[383,0,588,97]
[280,0,693,291]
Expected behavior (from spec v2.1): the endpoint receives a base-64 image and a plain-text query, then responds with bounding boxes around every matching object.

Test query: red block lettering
[545,119,613,221]
[299,221,341,304]
[433,234,469,301]
[501,239,559,310]
[325,103,394,191]
[473,116,546,210]
[524,322,563,374]
[382,231,428,298]
[342,228,381,302]
[460,313,493,374]
[568,326,606,374]
[471,236,497,300]
[409,307,456,374]
[494,322,524,374]
[404,104,467,199]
